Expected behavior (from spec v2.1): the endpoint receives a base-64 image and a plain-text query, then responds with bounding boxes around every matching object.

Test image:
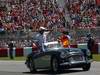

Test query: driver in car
[58,31,71,48]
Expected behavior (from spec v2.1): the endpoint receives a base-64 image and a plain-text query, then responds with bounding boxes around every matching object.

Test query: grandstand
[0,0,100,48]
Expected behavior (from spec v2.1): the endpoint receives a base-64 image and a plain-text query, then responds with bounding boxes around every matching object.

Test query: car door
[34,52,51,69]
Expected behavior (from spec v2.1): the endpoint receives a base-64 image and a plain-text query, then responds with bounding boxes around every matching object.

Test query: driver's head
[62,30,69,35]
[39,30,44,34]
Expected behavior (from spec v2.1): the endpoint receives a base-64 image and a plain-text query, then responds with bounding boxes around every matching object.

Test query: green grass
[93,54,100,61]
[0,54,100,61]
[0,57,26,61]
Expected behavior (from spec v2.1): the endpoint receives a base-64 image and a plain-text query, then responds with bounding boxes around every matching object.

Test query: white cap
[39,26,47,30]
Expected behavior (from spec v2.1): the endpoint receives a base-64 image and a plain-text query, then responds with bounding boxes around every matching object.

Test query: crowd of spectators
[0,39,33,48]
[0,0,66,33]
[0,0,100,47]
[64,0,100,28]
[0,0,100,32]
[0,0,67,47]
[64,0,100,43]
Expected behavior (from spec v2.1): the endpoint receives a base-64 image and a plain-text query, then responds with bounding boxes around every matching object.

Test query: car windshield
[44,41,81,52]
[44,41,62,51]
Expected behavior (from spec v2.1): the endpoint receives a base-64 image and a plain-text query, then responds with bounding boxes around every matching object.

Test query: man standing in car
[35,27,50,52]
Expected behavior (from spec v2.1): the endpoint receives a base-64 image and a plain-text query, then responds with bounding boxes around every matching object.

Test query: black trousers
[9,49,14,59]
[88,48,93,59]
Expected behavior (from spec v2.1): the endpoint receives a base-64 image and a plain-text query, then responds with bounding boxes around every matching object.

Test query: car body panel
[34,54,51,69]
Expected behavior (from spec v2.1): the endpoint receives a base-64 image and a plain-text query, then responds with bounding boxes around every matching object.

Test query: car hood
[52,48,83,54]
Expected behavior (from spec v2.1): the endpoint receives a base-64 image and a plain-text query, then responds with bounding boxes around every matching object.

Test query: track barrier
[0,43,100,57]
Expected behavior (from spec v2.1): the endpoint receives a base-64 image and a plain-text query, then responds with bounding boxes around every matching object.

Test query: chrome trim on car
[60,61,86,66]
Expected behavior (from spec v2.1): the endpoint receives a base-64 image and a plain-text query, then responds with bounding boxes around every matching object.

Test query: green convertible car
[25,41,92,72]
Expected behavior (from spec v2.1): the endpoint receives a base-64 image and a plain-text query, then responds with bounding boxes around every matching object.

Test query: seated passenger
[58,31,71,48]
